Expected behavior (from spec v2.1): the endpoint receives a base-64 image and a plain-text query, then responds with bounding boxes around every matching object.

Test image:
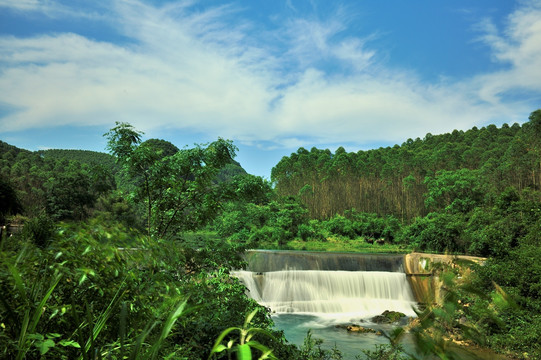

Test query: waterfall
[233,251,417,323]
[243,250,405,272]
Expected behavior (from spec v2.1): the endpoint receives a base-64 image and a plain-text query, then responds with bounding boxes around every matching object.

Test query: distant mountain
[38,149,118,170]
[215,160,248,183]
[1,140,249,186]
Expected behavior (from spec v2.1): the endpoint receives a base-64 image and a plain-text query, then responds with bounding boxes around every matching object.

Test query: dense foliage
[0,220,301,359]
[272,112,541,222]
[1,111,540,359]
[0,125,300,359]
[0,141,117,221]
[104,122,240,239]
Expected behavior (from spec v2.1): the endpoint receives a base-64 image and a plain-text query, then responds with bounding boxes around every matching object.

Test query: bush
[398,212,467,253]
[342,211,401,242]
[93,192,141,229]
[322,215,356,238]
[216,208,247,238]
[362,344,409,360]
[465,245,541,357]
[21,213,56,248]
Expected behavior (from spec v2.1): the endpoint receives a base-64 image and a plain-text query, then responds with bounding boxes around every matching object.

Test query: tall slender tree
[104,122,237,240]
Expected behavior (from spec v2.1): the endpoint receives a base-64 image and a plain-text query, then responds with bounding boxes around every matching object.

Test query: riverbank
[260,235,414,253]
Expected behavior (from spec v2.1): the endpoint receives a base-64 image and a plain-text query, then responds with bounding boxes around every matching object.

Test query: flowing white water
[233,269,417,324]
[234,252,419,359]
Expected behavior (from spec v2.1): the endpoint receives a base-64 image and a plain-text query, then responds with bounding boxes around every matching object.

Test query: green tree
[45,172,96,220]
[140,138,180,158]
[424,169,486,214]
[0,177,22,224]
[104,122,238,240]
[221,174,274,205]
[399,212,467,253]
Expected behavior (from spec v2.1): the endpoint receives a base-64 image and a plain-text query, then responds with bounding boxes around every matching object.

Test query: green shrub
[322,215,355,238]
[247,226,273,246]
[398,212,467,253]
[21,214,56,248]
[362,344,409,360]
[297,223,315,241]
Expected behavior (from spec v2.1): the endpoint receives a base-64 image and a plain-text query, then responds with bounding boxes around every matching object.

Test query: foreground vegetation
[1,111,541,359]
[0,221,299,359]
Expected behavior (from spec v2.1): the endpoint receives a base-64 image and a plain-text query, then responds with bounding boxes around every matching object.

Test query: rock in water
[371,310,406,324]
[335,324,382,335]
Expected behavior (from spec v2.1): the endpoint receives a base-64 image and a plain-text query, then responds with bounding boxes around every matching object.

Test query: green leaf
[236,344,252,360]
[78,273,87,286]
[82,246,91,256]
[243,309,258,329]
[245,328,277,344]
[27,333,44,341]
[208,327,241,358]
[58,340,81,348]
[7,263,28,303]
[37,339,56,355]
[148,298,189,360]
[244,341,277,360]
[213,344,228,353]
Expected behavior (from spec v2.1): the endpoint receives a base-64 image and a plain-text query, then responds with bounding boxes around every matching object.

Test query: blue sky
[1,0,540,178]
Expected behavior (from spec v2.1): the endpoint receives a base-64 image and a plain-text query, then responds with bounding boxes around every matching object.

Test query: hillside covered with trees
[270,111,541,255]
[273,112,541,221]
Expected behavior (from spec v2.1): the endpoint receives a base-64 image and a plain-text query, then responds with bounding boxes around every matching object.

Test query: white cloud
[0,0,104,19]
[0,0,540,150]
[0,0,41,11]
[474,0,541,104]
[281,6,375,73]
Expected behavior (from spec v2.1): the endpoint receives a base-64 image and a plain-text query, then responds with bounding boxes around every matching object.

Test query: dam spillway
[233,250,417,321]
[242,250,406,272]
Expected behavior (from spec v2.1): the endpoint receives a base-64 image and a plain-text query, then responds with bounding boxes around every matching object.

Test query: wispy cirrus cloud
[473,0,541,105]
[282,16,376,73]
[0,0,43,11]
[0,0,540,150]
[0,0,105,19]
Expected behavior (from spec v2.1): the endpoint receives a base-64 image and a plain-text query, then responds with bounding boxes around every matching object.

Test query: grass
[286,236,413,253]
[247,234,413,253]
[189,229,414,254]
[182,230,222,246]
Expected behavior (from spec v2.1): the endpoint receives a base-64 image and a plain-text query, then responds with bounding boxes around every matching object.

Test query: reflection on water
[273,313,415,360]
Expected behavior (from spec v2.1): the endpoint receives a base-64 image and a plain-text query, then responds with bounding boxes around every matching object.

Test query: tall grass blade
[128,321,157,360]
[15,310,30,360]
[28,272,61,334]
[85,302,95,360]
[77,284,126,360]
[6,263,29,303]
[9,263,61,360]
[71,300,88,360]
[120,301,127,359]
[148,298,189,360]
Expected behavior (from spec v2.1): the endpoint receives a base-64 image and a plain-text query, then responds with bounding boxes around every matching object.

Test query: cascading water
[232,250,418,359]
[234,269,417,321]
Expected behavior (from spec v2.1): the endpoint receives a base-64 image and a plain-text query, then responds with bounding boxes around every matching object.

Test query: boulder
[371,310,406,324]
[335,324,382,335]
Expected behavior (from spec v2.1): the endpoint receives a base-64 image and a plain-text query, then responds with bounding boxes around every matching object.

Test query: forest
[0,110,540,359]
